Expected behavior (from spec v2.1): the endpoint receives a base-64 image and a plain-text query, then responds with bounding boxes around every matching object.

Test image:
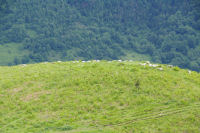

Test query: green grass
[0,61,200,133]
[26,30,37,38]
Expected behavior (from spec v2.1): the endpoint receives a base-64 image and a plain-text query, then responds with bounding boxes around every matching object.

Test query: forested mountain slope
[0,0,200,71]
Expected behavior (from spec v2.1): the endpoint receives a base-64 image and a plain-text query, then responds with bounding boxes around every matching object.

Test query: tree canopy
[0,0,200,71]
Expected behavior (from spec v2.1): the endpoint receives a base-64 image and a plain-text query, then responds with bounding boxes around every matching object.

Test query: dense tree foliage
[0,0,200,71]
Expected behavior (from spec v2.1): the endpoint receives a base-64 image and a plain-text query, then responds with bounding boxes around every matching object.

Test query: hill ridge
[0,61,200,132]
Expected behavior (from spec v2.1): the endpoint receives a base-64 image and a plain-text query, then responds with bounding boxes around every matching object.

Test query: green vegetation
[0,61,200,132]
[0,0,200,71]
[0,43,29,65]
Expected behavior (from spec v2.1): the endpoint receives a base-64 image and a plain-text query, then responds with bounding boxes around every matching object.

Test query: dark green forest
[0,0,200,71]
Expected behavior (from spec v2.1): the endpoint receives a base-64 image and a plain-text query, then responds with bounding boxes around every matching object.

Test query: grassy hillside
[0,61,200,133]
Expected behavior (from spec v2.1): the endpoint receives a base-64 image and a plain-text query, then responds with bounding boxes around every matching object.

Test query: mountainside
[0,0,200,71]
[0,61,200,132]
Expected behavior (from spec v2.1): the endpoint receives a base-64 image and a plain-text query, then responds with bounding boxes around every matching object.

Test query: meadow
[0,61,200,133]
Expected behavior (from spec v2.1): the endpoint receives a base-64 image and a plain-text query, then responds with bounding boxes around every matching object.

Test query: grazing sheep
[73,61,79,63]
[118,60,122,62]
[140,63,147,66]
[146,61,150,64]
[168,65,173,68]
[140,62,160,69]
[149,64,158,67]
[157,67,163,71]
[21,64,27,67]
[152,64,159,67]
[188,70,191,74]
[57,61,62,63]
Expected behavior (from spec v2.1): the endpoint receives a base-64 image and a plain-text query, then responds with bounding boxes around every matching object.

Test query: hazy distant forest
[0,0,200,71]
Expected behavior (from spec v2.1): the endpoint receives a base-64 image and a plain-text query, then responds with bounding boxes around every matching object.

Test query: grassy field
[0,61,200,133]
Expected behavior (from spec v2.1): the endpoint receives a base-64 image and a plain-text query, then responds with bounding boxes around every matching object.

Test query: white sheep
[140,63,147,66]
[157,67,163,71]
[149,64,158,67]
[188,70,191,74]
[21,64,27,67]
[146,61,150,64]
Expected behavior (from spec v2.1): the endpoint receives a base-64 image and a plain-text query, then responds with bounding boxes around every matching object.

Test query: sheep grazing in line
[82,61,86,63]
[118,60,122,62]
[57,61,62,63]
[139,61,162,70]
[139,61,165,71]
[129,60,133,62]
[149,64,158,67]
[87,61,91,63]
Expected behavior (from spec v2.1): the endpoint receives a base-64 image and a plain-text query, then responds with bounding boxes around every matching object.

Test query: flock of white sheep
[19,60,192,74]
[139,61,164,71]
